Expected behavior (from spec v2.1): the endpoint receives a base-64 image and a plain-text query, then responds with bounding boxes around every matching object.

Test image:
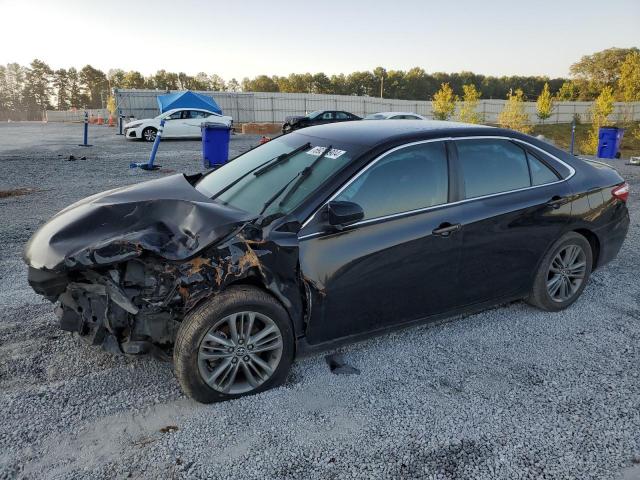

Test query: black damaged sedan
[24,121,629,403]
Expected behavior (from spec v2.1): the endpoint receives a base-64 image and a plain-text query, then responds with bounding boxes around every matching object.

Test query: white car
[123,108,233,141]
[363,111,427,120]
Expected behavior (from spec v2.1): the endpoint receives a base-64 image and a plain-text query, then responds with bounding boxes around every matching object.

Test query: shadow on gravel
[0,188,36,198]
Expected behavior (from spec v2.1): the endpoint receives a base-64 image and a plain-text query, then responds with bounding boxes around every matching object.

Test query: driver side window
[335,142,448,221]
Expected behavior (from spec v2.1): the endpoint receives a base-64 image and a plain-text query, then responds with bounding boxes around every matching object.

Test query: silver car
[363,111,427,120]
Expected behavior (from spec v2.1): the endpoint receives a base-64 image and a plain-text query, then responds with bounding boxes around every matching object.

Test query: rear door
[452,138,572,305]
[299,140,465,345]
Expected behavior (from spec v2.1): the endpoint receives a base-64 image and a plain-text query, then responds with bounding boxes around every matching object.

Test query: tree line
[0,47,637,114]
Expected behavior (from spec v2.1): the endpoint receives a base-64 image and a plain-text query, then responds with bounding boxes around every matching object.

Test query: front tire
[282,123,292,134]
[174,286,294,403]
[142,127,157,142]
[527,232,593,311]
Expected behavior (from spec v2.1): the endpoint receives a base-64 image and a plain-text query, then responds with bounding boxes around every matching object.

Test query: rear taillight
[612,182,629,202]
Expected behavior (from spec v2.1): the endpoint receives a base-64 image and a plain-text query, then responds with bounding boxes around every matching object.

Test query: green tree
[555,81,578,101]
[226,78,240,92]
[570,47,639,99]
[66,67,82,108]
[498,89,532,133]
[0,65,7,110]
[581,86,615,154]
[52,69,69,110]
[23,59,53,112]
[242,75,279,92]
[107,69,126,89]
[536,82,554,123]
[79,65,108,108]
[458,84,481,123]
[618,51,640,102]
[122,71,146,89]
[432,83,457,120]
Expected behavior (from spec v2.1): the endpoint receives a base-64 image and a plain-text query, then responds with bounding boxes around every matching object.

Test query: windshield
[307,110,322,119]
[364,114,386,120]
[196,132,363,218]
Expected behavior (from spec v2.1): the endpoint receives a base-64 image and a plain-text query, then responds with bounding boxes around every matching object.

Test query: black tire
[142,127,157,142]
[174,286,294,403]
[527,232,593,311]
[282,123,292,134]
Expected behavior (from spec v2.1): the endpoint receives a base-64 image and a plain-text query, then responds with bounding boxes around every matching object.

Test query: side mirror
[325,201,364,229]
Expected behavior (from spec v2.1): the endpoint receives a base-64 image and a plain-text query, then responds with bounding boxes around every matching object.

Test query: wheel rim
[197,311,283,395]
[546,244,587,302]
[144,129,156,141]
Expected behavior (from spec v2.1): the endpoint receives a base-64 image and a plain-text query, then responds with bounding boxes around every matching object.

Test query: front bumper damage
[24,174,305,357]
[30,259,182,358]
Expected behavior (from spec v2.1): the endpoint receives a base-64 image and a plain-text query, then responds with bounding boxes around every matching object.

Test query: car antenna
[210,142,310,201]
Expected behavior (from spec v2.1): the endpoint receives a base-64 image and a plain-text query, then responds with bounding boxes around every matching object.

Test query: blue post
[78,111,92,147]
[130,118,164,170]
[570,118,576,155]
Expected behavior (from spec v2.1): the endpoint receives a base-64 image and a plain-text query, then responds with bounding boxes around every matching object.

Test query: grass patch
[532,122,640,158]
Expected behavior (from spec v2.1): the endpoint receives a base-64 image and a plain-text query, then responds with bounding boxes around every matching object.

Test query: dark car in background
[282,110,360,133]
[24,120,629,403]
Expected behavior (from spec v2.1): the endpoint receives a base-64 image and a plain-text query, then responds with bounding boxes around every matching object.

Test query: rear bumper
[594,206,630,268]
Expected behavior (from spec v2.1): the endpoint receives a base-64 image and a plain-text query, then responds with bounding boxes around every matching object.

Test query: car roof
[163,108,218,115]
[367,112,423,116]
[294,119,494,147]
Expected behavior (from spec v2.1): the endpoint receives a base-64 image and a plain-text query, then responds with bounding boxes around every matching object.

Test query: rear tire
[174,286,294,403]
[142,127,157,142]
[527,232,593,311]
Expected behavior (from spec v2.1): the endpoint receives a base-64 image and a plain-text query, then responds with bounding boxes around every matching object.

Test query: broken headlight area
[32,258,185,359]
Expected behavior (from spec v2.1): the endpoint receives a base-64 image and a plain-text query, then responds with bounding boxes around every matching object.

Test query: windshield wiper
[210,142,310,201]
[258,145,332,216]
[253,142,311,176]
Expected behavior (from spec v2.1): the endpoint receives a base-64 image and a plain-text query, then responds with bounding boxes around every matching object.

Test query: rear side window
[528,153,560,185]
[456,139,531,199]
[335,142,448,220]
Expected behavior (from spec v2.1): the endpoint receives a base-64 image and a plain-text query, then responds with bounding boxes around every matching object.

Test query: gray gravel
[1,122,640,480]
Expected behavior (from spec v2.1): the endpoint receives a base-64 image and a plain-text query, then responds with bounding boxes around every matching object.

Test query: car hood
[24,174,256,272]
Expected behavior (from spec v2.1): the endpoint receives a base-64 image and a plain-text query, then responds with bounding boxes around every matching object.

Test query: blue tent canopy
[157,91,222,115]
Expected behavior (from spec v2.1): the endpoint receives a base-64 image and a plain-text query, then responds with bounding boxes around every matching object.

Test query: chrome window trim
[298,135,576,240]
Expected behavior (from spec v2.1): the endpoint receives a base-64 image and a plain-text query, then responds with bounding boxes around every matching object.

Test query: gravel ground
[1,122,640,480]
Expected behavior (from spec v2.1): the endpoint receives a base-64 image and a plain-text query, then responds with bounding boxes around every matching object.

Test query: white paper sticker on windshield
[306,147,346,159]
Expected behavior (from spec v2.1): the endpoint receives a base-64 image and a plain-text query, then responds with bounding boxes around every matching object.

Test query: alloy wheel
[143,129,156,142]
[197,311,283,394]
[546,244,587,302]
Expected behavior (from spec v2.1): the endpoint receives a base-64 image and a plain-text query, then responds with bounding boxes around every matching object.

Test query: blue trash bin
[597,127,624,159]
[201,122,231,168]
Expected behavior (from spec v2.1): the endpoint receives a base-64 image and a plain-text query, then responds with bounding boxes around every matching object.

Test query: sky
[0,0,638,80]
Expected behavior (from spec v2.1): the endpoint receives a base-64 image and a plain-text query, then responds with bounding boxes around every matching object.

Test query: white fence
[45,109,109,122]
[46,89,640,125]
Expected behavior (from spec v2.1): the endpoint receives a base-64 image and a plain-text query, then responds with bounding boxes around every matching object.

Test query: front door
[298,140,464,345]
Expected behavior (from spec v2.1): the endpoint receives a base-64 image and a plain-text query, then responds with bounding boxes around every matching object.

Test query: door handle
[432,223,461,237]
[546,196,568,209]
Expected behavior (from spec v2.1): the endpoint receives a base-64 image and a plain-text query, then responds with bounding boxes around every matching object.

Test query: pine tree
[66,67,82,108]
[53,69,69,110]
[22,59,53,112]
[432,83,457,120]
